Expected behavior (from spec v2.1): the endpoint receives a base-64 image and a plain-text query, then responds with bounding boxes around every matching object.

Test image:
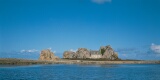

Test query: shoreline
[0,58,160,65]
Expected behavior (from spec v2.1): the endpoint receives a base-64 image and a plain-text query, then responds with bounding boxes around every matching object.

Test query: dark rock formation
[39,49,59,61]
[100,45,118,60]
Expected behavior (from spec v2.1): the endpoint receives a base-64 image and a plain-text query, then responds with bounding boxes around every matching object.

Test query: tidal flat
[0,58,160,65]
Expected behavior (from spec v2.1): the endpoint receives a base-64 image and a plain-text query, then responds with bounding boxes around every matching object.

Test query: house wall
[90,55,102,59]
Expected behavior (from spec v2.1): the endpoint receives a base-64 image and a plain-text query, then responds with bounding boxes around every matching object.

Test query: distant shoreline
[0,58,160,65]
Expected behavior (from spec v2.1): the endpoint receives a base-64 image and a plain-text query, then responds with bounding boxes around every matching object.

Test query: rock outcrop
[100,45,118,60]
[63,51,75,59]
[75,48,90,59]
[63,45,119,60]
[63,48,90,59]
[39,49,59,61]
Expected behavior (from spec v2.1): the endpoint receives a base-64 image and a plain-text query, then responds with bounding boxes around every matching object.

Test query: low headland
[1,45,160,65]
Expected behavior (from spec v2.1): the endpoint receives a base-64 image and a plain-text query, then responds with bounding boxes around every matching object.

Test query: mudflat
[0,58,160,65]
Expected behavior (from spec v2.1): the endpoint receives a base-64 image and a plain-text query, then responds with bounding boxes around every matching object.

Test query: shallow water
[0,64,160,80]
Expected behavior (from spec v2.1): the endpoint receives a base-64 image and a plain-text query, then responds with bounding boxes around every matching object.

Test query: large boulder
[63,51,75,59]
[75,48,90,59]
[99,45,118,60]
[39,49,59,61]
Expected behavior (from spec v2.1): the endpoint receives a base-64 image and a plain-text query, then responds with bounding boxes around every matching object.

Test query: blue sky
[0,0,160,60]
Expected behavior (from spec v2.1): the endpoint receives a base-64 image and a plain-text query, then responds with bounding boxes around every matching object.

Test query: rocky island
[0,45,160,65]
[39,49,59,61]
[63,45,119,60]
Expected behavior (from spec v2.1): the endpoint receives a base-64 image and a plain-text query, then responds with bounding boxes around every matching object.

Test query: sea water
[0,64,160,80]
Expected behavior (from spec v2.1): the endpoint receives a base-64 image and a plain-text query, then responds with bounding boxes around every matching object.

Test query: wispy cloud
[151,43,160,54]
[116,45,160,60]
[70,49,77,52]
[116,48,137,53]
[91,0,111,4]
[20,49,39,53]
[53,51,56,53]
[47,47,56,53]
[47,47,52,50]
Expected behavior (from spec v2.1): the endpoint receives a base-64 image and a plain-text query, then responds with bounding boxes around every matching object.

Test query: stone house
[89,51,102,59]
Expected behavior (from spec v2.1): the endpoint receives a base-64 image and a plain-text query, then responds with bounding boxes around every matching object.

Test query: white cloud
[48,47,52,50]
[70,49,77,52]
[91,0,111,4]
[47,47,56,53]
[20,49,39,53]
[151,43,160,54]
[53,51,56,53]
[20,50,25,53]
[122,54,127,57]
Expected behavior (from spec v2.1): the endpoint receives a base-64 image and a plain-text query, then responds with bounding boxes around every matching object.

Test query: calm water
[0,64,160,80]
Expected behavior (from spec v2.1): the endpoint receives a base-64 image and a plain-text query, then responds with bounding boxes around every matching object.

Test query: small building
[90,51,102,59]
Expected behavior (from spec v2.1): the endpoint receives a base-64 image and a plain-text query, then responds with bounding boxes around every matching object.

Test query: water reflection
[77,64,120,68]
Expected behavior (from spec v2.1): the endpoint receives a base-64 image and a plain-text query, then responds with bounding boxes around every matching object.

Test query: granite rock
[75,48,90,59]
[39,49,59,61]
[63,51,75,59]
[100,45,118,60]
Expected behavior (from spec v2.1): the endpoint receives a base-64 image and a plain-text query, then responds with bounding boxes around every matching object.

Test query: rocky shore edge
[1,45,160,65]
[0,58,160,65]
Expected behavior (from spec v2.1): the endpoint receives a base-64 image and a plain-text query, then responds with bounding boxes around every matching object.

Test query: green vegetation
[100,49,105,55]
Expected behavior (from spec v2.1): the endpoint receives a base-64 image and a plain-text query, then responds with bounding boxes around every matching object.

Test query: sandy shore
[0,58,160,65]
